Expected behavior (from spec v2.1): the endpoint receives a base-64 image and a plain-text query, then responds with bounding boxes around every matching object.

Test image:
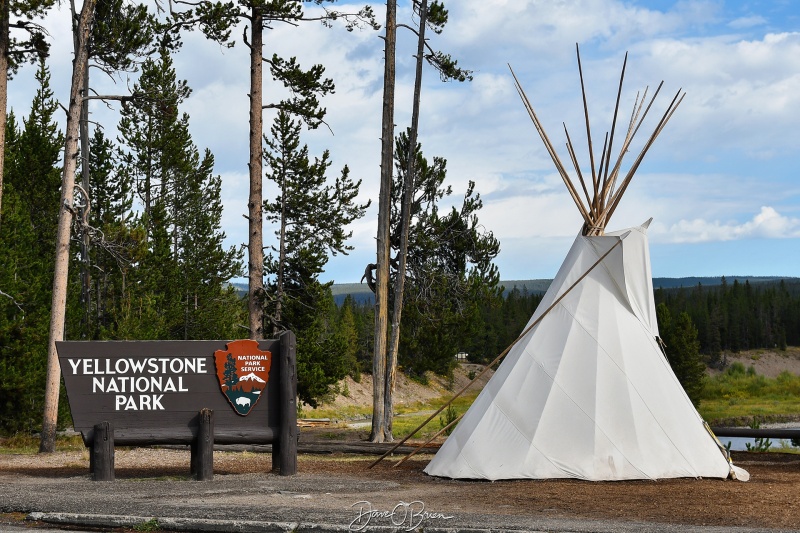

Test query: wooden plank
[82,426,277,447]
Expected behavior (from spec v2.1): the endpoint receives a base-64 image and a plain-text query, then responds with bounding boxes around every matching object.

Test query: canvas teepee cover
[424,222,744,481]
[424,49,747,481]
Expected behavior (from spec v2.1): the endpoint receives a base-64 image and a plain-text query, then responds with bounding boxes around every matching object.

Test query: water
[722,436,800,452]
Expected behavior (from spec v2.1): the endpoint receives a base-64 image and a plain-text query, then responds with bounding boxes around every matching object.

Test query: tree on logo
[223,354,239,388]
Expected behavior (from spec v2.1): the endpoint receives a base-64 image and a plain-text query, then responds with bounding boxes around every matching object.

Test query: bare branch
[0,288,24,313]
[83,94,137,102]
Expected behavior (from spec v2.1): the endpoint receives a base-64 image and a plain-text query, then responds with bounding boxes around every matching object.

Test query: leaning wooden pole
[509,66,592,228]
[600,52,628,206]
[601,89,685,226]
[575,44,599,210]
[393,412,465,468]
[368,235,627,468]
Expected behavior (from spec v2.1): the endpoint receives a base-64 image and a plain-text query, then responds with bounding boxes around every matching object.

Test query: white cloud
[653,206,800,243]
[728,15,767,30]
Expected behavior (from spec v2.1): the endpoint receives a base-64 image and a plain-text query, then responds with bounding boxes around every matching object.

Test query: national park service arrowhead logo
[214,340,271,416]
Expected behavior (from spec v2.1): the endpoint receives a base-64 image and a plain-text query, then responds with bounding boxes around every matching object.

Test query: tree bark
[383,0,427,440]
[248,8,265,340]
[40,0,97,453]
[370,0,396,443]
[79,34,91,339]
[0,0,9,230]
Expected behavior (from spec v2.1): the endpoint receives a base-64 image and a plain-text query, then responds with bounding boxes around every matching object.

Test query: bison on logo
[214,340,272,416]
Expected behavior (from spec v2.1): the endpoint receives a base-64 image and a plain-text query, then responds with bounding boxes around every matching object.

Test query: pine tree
[263,110,369,331]
[115,46,244,341]
[657,303,706,407]
[118,47,191,233]
[388,133,500,380]
[262,110,368,405]
[223,354,238,388]
[175,148,244,340]
[0,62,66,434]
[0,0,55,229]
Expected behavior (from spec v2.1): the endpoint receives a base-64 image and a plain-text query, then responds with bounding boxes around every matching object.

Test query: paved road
[1,470,797,533]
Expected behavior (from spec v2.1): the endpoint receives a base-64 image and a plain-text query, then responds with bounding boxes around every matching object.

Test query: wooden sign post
[57,331,297,480]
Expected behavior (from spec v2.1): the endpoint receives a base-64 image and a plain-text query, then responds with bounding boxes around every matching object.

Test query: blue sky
[8,0,800,283]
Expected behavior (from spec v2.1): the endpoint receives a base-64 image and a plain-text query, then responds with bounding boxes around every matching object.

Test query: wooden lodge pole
[393,412,465,468]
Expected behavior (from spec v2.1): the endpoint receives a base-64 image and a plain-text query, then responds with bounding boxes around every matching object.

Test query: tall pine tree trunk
[370,0,396,443]
[383,0,427,440]
[79,51,91,339]
[248,7,265,340]
[0,0,9,230]
[40,0,97,453]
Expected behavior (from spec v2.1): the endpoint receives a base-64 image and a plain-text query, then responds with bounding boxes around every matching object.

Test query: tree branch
[0,288,24,313]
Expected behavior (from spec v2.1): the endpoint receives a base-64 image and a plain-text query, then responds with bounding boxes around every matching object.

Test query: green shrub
[727,362,747,376]
[439,404,458,436]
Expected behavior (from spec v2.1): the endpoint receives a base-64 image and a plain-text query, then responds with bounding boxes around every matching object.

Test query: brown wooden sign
[56,332,297,478]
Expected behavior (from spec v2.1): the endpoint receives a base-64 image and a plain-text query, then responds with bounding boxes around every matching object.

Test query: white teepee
[424,48,748,482]
[425,222,747,480]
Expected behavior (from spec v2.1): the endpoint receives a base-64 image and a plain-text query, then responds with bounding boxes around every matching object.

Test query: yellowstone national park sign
[56,335,296,447]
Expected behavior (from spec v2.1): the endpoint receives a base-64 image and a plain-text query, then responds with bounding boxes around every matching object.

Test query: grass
[391,392,479,440]
[0,434,84,454]
[699,363,800,424]
[133,518,161,531]
[298,391,481,441]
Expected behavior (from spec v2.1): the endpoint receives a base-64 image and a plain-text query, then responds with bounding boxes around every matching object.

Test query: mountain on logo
[239,372,266,383]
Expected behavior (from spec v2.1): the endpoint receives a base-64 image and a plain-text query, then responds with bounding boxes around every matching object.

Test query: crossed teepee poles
[510,44,685,236]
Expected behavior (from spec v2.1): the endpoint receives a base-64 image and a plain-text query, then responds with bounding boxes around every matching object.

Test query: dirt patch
[302,363,492,415]
[707,347,800,378]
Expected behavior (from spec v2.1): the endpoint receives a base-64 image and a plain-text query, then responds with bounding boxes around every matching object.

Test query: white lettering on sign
[237,354,269,374]
[67,357,206,376]
[67,357,206,411]
[115,394,165,411]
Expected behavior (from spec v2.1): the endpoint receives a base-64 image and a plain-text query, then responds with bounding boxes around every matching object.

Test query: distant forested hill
[231,277,799,305]
[320,276,799,305]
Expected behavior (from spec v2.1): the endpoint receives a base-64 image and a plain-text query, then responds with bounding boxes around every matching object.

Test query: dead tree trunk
[79,34,91,339]
[39,0,97,453]
[370,0,397,443]
[383,0,427,441]
[247,7,265,340]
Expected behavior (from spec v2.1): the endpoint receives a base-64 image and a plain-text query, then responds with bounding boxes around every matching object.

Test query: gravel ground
[1,445,800,533]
